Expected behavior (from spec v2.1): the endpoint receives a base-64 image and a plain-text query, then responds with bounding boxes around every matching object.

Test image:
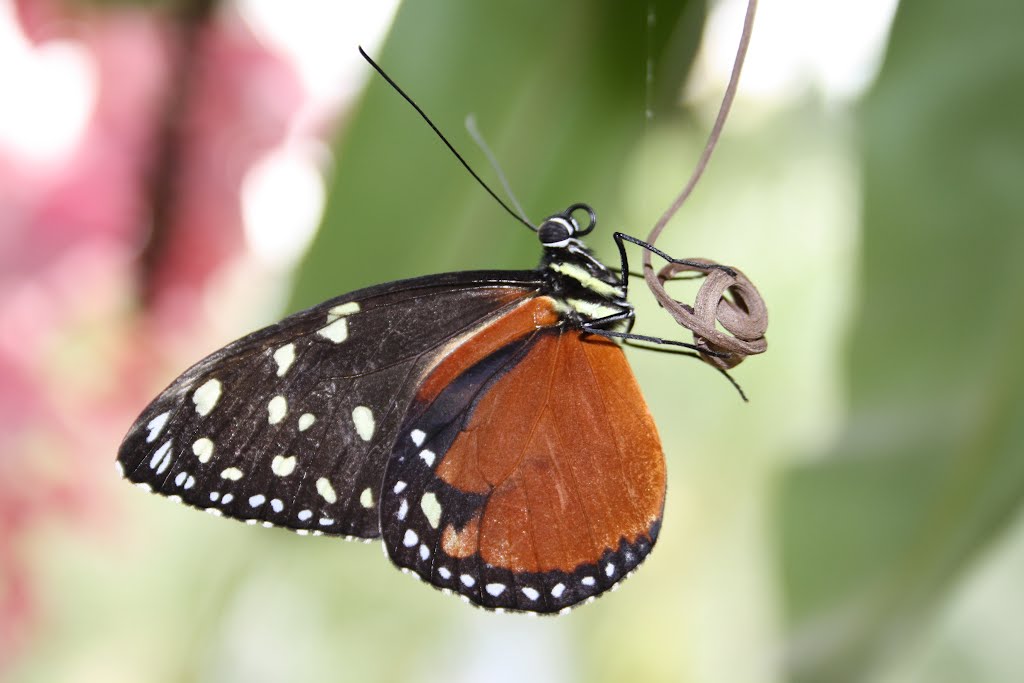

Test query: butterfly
[116,50,740,615]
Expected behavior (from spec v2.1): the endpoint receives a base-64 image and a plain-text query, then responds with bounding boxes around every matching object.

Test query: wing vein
[524,331,602,570]
[578,341,644,525]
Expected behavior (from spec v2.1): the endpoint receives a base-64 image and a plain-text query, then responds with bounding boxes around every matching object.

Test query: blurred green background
[4,0,1023,682]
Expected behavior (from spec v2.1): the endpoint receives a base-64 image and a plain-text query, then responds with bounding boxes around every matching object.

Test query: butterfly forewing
[118,272,543,538]
[379,296,666,612]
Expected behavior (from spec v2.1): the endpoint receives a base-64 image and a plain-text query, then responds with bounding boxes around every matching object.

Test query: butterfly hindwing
[117,271,543,538]
[380,296,666,612]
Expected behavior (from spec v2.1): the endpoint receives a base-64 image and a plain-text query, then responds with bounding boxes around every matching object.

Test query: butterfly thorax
[539,237,632,330]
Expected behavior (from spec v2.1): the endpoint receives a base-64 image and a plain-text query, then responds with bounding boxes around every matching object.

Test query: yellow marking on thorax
[548,261,623,298]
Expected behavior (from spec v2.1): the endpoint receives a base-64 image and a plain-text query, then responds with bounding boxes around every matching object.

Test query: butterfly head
[537,203,597,249]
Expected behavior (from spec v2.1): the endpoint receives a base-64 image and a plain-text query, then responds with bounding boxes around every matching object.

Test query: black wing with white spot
[117,271,543,539]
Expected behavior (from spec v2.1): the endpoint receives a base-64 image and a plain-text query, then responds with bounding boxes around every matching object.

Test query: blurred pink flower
[0,0,305,669]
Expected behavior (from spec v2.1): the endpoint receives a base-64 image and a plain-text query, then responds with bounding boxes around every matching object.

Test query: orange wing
[381,296,665,613]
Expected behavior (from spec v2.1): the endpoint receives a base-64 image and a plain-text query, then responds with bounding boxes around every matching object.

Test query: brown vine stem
[641,0,767,372]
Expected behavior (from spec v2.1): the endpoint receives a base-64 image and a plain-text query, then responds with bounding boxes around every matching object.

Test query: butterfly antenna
[464,114,535,229]
[358,47,535,233]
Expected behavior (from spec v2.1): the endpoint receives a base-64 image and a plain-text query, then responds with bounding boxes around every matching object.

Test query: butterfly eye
[537,203,597,247]
[537,216,575,247]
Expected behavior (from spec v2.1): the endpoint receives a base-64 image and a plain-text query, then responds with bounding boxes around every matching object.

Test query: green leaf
[779,0,1024,680]
[289,0,706,310]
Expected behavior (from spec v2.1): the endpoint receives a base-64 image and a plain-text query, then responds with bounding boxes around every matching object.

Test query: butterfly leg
[612,232,738,278]
[581,323,720,355]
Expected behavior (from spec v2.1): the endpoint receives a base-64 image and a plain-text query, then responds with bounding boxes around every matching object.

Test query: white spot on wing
[192,437,214,463]
[551,583,566,598]
[393,481,407,494]
[273,343,296,377]
[397,499,408,520]
[221,467,243,481]
[522,587,540,601]
[192,379,222,416]
[605,562,616,577]
[298,509,312,521]
[298,413,316,431]
[150,440,172,472]
[582,576,596,587]
[359,487,374,508]
[271,499,283,513]
[221,493,234,504]
[249,494,266,508]
[351,406,375,441]
[316,317,348,343]
[485,583,506,597]
[271,455,296,477]
[420,492,442,529]
[316,477,337,504]
[419,449,436,467]
[410,429,425,446]
[174,471,187,487]
[403,529,418,547]
[145,412,170,443]
[267,395,288,424]
[438,567,452,580]
[328,302,360,319]
[419,544,430,560]
[460,574,476,588]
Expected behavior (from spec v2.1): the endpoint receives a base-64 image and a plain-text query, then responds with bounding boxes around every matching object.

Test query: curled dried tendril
[639,0,764,379]
[644,260,767,371]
